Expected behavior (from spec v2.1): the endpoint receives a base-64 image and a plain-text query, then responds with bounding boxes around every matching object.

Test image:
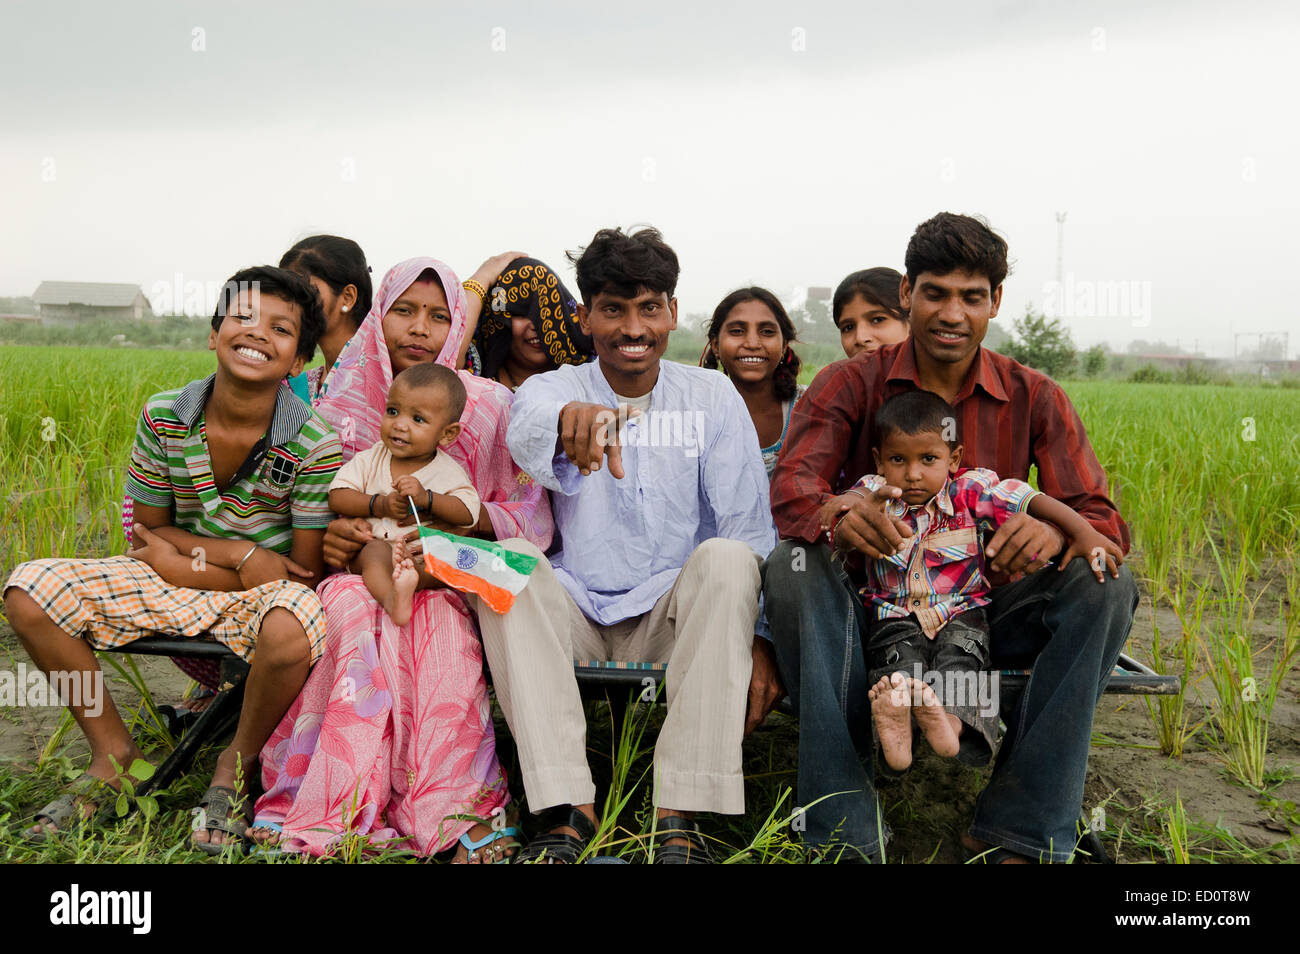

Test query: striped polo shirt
[125,375,342,554]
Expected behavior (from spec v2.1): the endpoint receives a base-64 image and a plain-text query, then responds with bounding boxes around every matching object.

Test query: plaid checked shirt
[851,468,1040,638]
[771,340,1129,552]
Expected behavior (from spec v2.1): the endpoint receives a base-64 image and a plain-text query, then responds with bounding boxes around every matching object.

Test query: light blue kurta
[508,359,775,626]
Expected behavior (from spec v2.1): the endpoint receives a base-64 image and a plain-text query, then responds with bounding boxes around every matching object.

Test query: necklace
[496,365,522,392]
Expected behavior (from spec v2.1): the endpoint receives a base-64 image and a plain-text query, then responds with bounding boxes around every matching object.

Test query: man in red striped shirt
[765,212,1138,863]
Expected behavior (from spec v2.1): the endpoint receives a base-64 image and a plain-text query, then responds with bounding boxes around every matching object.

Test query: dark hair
[392,362,466,421]
[832,267,908,326]
[211,265,325,360]
[412,267,445,293]
[904,212,1009,291]
[279,235,373,330]
[703,287,802,401]
[873,390,960,449]
[566,226,679,305]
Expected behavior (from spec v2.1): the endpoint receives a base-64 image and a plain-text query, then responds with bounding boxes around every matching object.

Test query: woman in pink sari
[253,256,553,861]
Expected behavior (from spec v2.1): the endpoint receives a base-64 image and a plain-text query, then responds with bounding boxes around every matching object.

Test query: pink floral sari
[254,257,553,855]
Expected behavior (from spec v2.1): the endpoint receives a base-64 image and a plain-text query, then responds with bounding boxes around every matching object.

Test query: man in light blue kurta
[508,359,773,624]
[470,227,775,864]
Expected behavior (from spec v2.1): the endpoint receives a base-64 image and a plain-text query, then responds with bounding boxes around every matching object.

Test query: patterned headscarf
[316,257,467,461]
[472,258,592,380]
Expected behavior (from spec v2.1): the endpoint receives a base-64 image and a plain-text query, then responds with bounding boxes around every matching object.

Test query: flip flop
[191,785,250,856]
[25,774,111,842]
[458,825,523,864]
[961,832,1034,864]
[247,821,285,859]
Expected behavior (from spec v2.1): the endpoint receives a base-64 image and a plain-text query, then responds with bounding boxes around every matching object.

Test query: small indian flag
[418,526,538,614]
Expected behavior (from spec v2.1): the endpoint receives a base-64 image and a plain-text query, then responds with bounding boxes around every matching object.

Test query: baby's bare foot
[911,679,960,758]
[390,544,417,627]
[870,673,914,771]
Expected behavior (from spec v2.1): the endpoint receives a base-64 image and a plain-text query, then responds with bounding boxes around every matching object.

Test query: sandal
[651,814,713,864]
[514,805,596,864]
[25,774,111,841]
[191,785,250,856]
[806,843,878,864]
[961,832,1034,864]
[458,824,523,864]
[247,821,286,859]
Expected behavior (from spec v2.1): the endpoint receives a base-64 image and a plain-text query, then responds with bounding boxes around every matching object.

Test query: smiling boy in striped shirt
[5,265,341,853]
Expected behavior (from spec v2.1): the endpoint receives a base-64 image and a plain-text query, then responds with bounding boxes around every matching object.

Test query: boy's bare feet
[389,541,418,627]
[870,673,914,771]
[911,679,960,758]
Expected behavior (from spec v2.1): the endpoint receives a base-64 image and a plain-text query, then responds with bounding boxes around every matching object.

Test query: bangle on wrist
[369,493,379,517]
[234,544,258,572]
[427,490,434,513]
[825,510,847,548]
[462,279,486,304]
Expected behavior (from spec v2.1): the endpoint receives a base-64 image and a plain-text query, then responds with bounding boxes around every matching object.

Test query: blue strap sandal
[247,821,285,859]
[459,824,523,864]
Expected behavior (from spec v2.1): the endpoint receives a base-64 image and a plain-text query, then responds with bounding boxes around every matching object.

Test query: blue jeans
[763,540,1137,862]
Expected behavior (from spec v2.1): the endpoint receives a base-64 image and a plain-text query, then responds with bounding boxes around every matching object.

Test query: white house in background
[32,281,155,324]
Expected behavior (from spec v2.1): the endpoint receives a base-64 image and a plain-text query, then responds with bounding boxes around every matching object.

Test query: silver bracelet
[234,544,258,572]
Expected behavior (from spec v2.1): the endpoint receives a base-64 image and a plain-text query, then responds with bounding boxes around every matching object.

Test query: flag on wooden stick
[417,525,538,614]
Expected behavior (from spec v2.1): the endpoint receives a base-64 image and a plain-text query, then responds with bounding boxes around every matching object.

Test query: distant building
[32,281,154,324]
[1127,353,1300,375]
[806,286,833,302]
[1127,352,1203,365]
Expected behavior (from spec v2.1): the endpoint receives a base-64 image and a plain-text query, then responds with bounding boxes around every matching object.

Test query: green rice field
[0,345,1297,862]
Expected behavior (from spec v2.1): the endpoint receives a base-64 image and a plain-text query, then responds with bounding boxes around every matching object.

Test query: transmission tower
[1055,212,1067,285]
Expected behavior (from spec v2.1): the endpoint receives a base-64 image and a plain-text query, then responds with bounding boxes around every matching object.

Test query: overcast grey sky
[2,0,1297,356]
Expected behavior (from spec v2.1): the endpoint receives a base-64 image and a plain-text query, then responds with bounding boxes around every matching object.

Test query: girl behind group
[280,235,374,403]
[703,287,804,477]
[832,266,910,359]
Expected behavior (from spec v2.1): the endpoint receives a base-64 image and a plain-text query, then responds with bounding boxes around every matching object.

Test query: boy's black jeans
[866,607,998,764]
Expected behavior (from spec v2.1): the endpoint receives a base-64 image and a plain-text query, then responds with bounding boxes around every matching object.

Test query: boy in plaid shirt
[820,390,1121,772]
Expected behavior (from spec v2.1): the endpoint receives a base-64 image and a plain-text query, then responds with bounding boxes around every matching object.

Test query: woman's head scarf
[472,258,592,380]
[316,257,466,461]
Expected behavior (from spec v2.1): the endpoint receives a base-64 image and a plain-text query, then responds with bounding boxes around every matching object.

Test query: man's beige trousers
[473,537,760,815]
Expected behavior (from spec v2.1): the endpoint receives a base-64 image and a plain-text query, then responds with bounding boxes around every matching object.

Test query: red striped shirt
[770,340,1130,552]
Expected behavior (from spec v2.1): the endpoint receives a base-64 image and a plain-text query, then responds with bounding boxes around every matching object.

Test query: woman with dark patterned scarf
[466,257,594,390]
